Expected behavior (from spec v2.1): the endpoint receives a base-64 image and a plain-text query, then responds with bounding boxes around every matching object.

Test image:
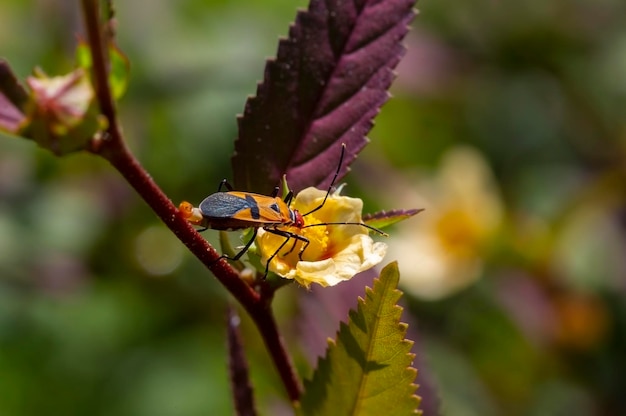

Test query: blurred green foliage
[1,0,625,415]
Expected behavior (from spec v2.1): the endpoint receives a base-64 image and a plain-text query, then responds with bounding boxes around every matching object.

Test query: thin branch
[81,0,260,306]
[106,144,261,306]
[109,143,301,400]
[250,301,303,401]
[79,0,301,402]
[227,305,258,416]
[81,0,117,140]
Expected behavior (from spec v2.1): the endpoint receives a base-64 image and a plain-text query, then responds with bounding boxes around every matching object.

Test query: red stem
[108,140,302,401]
[80,0,301,402]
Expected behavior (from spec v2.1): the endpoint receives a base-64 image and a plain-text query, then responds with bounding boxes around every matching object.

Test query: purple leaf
[233,0,416,194]
[363,208,424,229]
[0,60,28,132]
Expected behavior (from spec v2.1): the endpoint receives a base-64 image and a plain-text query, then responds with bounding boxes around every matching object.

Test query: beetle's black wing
[199,192,255,219]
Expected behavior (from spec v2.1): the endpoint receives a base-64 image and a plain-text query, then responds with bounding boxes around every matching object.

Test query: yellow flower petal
[256,187,387,288]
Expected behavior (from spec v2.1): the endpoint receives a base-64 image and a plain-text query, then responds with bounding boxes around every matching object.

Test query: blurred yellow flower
[388,146,503,300]
[256,187,387,288]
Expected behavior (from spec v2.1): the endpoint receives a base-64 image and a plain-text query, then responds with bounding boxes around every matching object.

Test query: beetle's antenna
[302,221,388,237]
[302,143,346,217]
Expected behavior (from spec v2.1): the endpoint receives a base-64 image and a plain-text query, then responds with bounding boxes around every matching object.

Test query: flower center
[298,214,329,261]
[434,209,481,257]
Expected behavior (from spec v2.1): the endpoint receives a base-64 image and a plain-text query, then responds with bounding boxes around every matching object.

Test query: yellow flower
[256,187,387,288]
[387,146,503,300]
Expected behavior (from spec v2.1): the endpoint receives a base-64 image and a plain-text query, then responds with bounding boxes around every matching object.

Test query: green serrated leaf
[76,41,129,100]
[108,44,129,99]
[298,262,421,416]
[75,41,92,70]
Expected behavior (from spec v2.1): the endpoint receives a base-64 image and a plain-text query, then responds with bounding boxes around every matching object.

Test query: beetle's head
[292,209,305,228]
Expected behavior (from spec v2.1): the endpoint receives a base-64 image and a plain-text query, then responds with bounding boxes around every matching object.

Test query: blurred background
[1,0,625,415]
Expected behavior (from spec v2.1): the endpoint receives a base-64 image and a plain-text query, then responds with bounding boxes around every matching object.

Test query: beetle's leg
[296,238,311,261]
[263,228,309,278]
[271,186,294,203]
[218,179,235,192]
[218,228,258,262]
[277,229,311,260]
[283,190,294,205]
[284,237,299,256]
[283,230,312,258]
